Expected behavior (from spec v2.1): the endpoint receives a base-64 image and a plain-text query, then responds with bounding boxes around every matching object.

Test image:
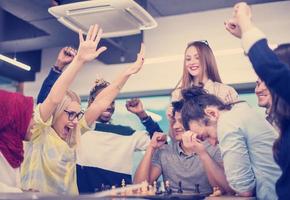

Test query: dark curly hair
[180,85,232,130]
[88,79,110,106]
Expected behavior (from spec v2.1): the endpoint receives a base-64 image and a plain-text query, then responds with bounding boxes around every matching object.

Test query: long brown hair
[270,44,290,164]
[179,41,222,90]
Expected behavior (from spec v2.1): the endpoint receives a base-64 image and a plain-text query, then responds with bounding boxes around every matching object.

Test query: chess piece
[210,186,222,197]
[177,181,183,193]
[165,180,172,195]
[121,179,126,188]
[155,181,163,195]
[141,181,148,194]
[193,184,200,194]
[105,185,111,190]
[111,185,116,196]
[153,181,157,194]
[100,183,106,191]
[148,185,155,195]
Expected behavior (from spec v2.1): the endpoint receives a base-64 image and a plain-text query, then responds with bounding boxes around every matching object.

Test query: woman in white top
[172,40,238,103]
[168,41,239,140]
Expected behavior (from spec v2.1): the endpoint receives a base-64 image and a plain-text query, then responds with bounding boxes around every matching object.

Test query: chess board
[108,192,206,200]
[91,181,210,200]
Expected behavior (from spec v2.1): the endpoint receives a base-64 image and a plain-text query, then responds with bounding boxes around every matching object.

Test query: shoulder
[171,88,182,102]
[217,109,243,138]
[33,104,53,127]
[202,140,221,156]
[210,81,239,103]
[155,143,174,155]
[213,82,237,93]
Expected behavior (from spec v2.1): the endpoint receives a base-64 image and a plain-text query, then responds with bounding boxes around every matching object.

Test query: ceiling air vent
[48,0,157,38]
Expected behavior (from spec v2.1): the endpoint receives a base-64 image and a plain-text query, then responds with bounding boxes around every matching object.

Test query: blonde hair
[180,41,222,90]
[52,90,81,147]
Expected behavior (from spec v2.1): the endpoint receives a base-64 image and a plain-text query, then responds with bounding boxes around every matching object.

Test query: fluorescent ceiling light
[0,54,31,71]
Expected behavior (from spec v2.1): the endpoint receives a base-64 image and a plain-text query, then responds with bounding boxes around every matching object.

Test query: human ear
[204,107,218,121]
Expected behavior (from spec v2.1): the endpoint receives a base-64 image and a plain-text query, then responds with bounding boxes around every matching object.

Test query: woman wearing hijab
[0,90,34,192]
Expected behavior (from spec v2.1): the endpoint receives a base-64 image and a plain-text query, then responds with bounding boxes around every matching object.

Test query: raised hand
[126,98,145,114]
[166,106,174,121]
[181,131,206,156]
[225,2,253,38]
[124,43,145,76]
[76,24,107,63]
[224,19,241,38]
[55,46,77,69]
[233,2,252,22]
[150,132,167,149]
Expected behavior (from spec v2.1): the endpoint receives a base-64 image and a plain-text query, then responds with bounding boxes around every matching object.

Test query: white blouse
[0,152,22,192]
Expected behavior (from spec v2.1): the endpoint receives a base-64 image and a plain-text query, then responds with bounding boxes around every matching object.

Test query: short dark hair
[172,100,184,116]
[180,85,231,130]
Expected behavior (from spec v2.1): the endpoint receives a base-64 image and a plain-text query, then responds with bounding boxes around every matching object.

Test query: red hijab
[0,89,33,168]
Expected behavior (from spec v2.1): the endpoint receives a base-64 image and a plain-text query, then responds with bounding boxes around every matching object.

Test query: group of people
[0,2,289,200]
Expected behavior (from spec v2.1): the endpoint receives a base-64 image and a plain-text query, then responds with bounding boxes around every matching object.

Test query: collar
[175,142,195,158]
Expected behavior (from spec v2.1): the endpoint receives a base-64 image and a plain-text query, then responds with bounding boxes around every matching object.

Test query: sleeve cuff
[241,27,266,54]
[141,116,151,123]
[52,66,62,74]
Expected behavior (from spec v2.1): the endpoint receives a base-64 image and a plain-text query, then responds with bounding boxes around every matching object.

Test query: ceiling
[0,0,286,82]
[0,0,285,53]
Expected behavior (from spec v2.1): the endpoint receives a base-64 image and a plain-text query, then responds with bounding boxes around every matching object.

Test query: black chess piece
[165,181,172,195]
[177,181,183,193]
[105,185,111,190]
[193,184,200,194]
[155,181,163,195]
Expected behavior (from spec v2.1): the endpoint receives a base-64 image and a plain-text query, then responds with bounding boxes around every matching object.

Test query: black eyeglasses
[64,110,84,121]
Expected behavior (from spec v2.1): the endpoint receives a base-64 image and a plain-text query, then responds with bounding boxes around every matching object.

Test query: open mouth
[174,130,184,136]
[63,125,75,139]
[102,111,112,117]
[257,94,268,100]
[64,126,71,137]
[188,65,199,71]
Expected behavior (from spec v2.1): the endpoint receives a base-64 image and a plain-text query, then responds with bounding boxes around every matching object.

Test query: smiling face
[98,101,115,123]
[185,46,203,79]
[255,78,272,109]
[172,112,185,141]
[188,119,218,146]
[52,101,81,142]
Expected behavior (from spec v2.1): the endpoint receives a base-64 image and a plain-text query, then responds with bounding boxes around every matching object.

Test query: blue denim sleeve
[248,39,290,104]
[218,125,256,194]
[36,69,61,104]
[142,116,163,138]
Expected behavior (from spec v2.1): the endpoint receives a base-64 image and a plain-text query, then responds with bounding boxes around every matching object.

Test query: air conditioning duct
[48,0,157,38]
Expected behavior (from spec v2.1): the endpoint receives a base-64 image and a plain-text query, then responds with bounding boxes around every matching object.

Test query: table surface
[0,193,256,200]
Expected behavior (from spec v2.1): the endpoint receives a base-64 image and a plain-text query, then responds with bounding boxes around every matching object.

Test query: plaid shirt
[21,105,89,194]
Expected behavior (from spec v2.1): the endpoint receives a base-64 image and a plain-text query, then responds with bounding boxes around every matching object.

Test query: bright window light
[0,54,31,71]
